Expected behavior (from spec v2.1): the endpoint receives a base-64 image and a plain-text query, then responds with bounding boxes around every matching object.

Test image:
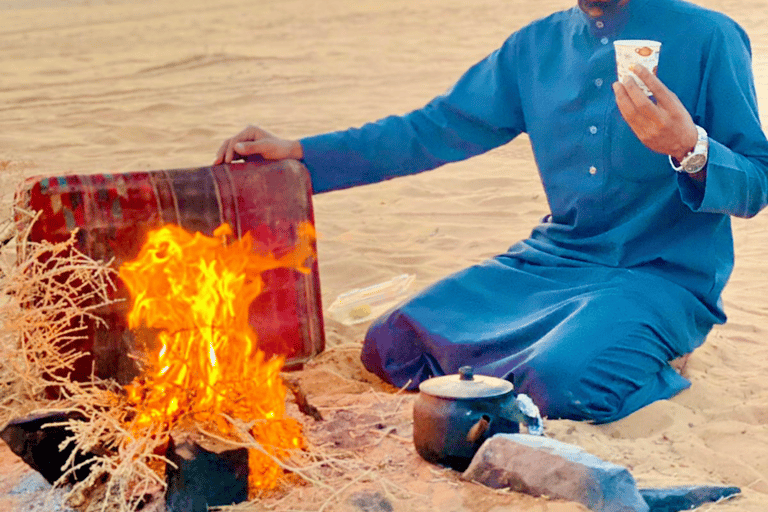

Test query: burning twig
[282,375,324,422]
[0,219,13,247]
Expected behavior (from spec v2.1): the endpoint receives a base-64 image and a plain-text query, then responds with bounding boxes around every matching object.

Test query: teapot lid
[418,366,514,399]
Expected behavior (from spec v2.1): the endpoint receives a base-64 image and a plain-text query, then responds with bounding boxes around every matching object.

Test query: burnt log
[0,410,97,484]
[165,433,249,512]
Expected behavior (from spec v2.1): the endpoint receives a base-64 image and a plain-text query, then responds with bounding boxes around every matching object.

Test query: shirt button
[600,37,609,45]
[595,78,604,87]
[596,21,605,29]
[589,166,597,175]
[589,125,598,135]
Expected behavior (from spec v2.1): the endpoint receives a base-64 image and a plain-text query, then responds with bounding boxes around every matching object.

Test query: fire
[119,222,315,490]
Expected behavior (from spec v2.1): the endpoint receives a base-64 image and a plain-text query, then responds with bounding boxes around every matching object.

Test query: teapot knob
[458,366,474,381]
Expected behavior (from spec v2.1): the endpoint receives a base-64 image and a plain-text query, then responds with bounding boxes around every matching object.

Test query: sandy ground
[2,0,768,510]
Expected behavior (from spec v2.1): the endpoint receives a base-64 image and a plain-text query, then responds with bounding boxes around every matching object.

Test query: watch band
[669,125,709,174]
[669,155,685,172]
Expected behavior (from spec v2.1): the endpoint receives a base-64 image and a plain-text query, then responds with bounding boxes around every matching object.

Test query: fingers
[233,140,268,159]
[227,125,259,163]
[613,77,657,128]
[618,73,657,110]
[213,139,230,165]
[213,136,241,166]
[613,67,699,158]
[224,137,240,164]
[613,79,636,120]
[213,125,304,165]
[629,64,678,111]
[212,125,263,165]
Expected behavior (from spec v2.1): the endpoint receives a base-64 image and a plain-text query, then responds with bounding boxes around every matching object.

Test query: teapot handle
[465,416,490,443]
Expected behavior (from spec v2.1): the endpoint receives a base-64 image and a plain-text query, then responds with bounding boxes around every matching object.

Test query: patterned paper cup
[614,40,661,96]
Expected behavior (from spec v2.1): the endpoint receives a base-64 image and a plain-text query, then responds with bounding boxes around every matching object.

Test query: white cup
[614,40,661,96]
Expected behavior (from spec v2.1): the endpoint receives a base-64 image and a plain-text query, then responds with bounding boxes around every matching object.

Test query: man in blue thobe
[215,0,768,423]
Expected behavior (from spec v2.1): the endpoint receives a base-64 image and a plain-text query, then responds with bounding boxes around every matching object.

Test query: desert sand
[2,0,768,510]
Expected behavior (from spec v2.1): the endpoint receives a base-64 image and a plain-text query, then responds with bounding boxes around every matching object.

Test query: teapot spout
[516,394,544,435]
[501,394,544,436]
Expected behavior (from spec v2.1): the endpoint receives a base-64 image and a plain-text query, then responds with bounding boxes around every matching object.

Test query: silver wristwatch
[669,125,709,174]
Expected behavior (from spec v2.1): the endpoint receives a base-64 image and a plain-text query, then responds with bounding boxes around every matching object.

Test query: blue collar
[577,0,651,38]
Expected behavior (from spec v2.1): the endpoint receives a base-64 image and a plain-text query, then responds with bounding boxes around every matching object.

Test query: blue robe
[299,0,768,422]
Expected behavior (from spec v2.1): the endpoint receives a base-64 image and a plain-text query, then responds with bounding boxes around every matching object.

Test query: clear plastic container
[327,274,415,325]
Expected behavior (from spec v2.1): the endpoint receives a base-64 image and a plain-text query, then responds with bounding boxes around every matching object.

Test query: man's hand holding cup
[613,45,699,170]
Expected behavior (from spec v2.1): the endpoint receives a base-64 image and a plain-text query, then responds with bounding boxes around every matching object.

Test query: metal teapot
[412,366,543,471]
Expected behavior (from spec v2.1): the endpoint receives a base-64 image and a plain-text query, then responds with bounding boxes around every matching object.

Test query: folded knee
[514,362,625,423]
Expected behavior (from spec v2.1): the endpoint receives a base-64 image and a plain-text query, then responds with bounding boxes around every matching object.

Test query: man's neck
[579,0,631,18]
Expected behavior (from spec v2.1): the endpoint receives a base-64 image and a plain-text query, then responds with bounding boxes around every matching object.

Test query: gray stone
[10,472,51,495]
[349,490,394,512]
[639,485,740,511]
[164,434,249,512]
[0,410,96,485]
[461,434,649,512]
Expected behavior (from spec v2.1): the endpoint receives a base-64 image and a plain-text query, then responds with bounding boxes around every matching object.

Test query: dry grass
[0,208,165,512]
[0,208,121,423]
[0,208,417,512]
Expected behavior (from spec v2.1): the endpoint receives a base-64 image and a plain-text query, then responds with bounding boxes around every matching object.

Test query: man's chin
[578,0,626,16]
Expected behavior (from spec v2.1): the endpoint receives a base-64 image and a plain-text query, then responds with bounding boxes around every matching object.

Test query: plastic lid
[418,366,514,399]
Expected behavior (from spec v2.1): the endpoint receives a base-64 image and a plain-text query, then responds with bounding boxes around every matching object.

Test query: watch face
[683,154,707,173]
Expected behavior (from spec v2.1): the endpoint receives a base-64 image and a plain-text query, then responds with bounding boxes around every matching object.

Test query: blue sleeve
[300,35,526,194]
[678,19,768,218]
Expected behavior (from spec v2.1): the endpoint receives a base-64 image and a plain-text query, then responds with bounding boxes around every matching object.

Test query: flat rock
[461,434,648,512]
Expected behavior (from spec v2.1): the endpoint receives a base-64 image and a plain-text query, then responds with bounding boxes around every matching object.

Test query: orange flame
[119,222,315,490]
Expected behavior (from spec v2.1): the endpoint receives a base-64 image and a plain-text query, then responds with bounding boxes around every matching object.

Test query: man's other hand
[613,64,698,163]
[213,125,304,165]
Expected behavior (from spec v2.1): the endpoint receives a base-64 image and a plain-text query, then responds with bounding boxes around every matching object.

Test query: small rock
[349,490,394,512]
[165,434,249,512]
[639,485,740,511]
[10,472,51,495]
[461,434,649,512]
[0,410,95,485]
[8,478,75,512]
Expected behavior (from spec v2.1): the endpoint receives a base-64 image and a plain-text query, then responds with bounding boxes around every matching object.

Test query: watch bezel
[673,125,709,174]
[682,153,708,173]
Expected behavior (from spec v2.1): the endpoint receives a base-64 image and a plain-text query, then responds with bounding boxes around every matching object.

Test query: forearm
[300,112,462,194]
[302,101,520,194]
[288,140,304,160]
[300,38,526,194]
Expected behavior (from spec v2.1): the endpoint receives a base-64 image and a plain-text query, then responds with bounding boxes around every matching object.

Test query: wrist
[289,140,304,160]
[669,125,709,174]
[672,126,699,162]
[671,148,692,164]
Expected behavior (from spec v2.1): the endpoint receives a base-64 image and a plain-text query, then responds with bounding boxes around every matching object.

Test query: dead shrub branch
[1,208,417,512]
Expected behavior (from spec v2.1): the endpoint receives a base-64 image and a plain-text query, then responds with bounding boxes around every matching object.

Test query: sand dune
[2,0,768,510]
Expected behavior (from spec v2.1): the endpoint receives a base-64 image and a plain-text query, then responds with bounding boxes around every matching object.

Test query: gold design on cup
[635,46,653,57]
